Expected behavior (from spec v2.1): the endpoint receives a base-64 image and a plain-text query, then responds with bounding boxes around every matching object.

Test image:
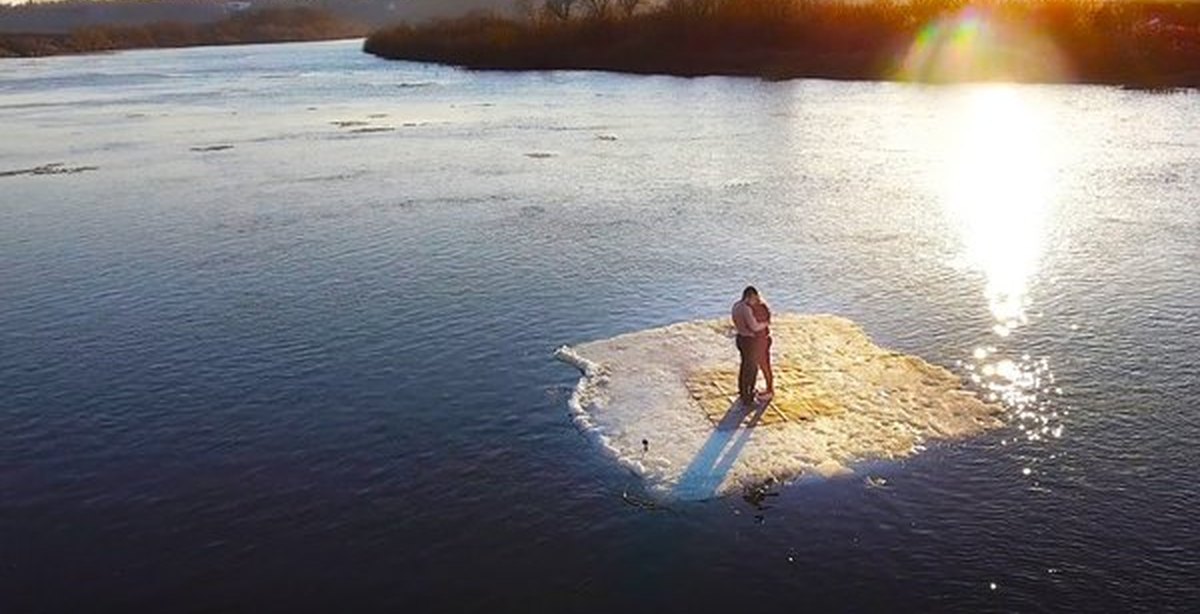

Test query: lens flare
[897,8,1071,83]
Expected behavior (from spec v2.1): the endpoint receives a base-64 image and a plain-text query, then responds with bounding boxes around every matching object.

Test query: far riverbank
[363,0,1200,88]
[0,7,365,58]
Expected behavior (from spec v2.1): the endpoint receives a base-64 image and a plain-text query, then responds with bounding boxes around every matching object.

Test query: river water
[1,39,1197,612]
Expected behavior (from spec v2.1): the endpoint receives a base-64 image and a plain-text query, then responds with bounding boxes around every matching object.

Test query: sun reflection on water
[940,86,1054,337]
[938,86,1067,449]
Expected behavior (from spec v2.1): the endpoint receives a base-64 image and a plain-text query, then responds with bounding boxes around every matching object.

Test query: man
[731,286,769,407]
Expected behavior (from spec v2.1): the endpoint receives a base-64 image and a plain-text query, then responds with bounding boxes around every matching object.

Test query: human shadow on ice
[675,400,769,500]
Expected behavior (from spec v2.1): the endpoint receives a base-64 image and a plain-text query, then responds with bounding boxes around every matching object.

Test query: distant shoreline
[362,0,1200,90]
[0,7,366,59]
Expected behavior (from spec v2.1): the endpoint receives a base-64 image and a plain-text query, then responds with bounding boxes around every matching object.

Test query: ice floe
[556,314,1003,500]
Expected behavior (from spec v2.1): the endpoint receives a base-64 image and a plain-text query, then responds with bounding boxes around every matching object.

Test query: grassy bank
[0,8,366,58]
[363,0,1200,87]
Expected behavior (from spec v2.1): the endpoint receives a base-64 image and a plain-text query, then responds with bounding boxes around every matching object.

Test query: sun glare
[941,86,1056,337]
[938,85,1067,445]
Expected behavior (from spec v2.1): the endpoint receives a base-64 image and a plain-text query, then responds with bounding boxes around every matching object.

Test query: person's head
[742,285,760,305]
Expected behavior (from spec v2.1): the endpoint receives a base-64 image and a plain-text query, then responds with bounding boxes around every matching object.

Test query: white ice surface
[556,314,1002,500]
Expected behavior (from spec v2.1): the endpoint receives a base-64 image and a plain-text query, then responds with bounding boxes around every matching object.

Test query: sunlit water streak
[1,41,1198,612]
[923,86,1070,458]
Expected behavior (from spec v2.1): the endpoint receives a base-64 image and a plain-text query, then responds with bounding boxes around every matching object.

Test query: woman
[751,295,774,401]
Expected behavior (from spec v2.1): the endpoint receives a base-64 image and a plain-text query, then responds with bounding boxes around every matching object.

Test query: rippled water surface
[2,40,1198,612]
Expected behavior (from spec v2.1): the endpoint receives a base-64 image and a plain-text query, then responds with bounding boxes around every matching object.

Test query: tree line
[363,0,1200,88]
[0,7,366,57]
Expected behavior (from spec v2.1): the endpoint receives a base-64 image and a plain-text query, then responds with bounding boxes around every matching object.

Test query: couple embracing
[730,285,774,408]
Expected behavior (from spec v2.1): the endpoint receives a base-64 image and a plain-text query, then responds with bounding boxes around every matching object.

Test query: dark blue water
[2,40,1198,612]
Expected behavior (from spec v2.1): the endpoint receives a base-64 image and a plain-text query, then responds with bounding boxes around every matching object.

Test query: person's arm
[739,304,768,333]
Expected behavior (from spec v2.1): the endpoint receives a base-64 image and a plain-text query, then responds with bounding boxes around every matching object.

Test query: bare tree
[617,0,642,18]
[514,0,537,22]
[665,0,717,18]
[543,0,576,20]
[582,0,613,20]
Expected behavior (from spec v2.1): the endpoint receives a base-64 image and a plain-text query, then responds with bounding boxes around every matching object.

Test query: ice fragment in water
[556,315,1004,500]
